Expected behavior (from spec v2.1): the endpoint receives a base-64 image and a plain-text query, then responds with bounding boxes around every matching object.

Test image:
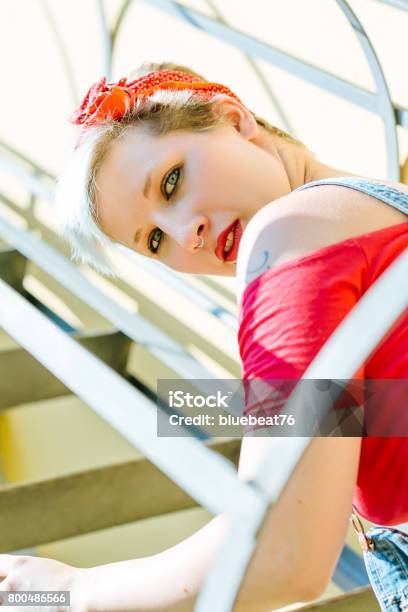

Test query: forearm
[78,507,306,612]
[80,514,228,612]
[79,435,358,610]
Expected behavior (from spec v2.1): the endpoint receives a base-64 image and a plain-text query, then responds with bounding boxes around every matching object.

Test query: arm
[81,190,365,611]
[79,434,361,612]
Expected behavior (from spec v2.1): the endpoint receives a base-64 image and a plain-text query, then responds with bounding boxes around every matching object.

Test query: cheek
[191,154,228,194]
[164,247,214,275]
[163,247,190,272]
[192,167,238,211]
[200,152,255,203]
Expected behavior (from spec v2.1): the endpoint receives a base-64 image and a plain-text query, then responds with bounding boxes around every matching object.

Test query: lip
[215,219,242,262]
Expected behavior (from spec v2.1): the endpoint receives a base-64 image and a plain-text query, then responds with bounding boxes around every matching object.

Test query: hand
[0,554,88,611]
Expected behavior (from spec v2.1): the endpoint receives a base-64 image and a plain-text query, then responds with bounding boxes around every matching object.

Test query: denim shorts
[351,511,408,611]
[363,527,408,611]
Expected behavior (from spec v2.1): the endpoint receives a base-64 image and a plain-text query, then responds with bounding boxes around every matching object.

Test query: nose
[185,221,206,252]
[161,214,208,253]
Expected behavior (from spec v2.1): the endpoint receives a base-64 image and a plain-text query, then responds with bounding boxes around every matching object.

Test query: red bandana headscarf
[69,69,244,129]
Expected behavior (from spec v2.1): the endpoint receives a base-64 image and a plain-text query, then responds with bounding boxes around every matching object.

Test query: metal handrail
[376,0,408,10]
[143,0,408,179]
[335,0,399,179]
[0,278,265,522]
[39,0,79,105]
[96,0,112,80]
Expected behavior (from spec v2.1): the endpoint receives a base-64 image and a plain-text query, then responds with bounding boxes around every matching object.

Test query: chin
[209,265,236,277]
[178,262,237,277]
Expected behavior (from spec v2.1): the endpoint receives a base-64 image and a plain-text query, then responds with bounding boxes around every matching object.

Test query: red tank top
[238,221,408,526]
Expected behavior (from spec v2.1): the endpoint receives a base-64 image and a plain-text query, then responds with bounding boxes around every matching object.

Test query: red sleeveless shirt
[238,221,408,526]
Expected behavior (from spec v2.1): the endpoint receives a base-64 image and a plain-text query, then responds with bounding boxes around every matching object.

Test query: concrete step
[0,437,240,552]
[0,244,27,292]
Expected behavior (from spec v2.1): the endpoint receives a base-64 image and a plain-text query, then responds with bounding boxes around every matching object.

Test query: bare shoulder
[236,178,407,300]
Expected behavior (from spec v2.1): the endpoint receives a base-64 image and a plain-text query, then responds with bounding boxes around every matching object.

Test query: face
[95,98,292,276]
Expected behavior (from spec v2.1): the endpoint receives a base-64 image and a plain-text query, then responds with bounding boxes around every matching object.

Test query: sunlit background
[2,0,408,177]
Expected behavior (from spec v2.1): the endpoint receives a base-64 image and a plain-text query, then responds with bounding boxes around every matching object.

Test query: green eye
[163,167,180,198]
[149,166,181,254]
[149,228,162,254]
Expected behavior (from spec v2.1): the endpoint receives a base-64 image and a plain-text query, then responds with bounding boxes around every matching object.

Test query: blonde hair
[55,61,306,277]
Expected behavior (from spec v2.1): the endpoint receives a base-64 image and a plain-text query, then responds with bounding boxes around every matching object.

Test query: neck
[262,130,361,191]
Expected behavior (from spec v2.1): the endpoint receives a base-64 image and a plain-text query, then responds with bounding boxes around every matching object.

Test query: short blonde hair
[54,61,306,277]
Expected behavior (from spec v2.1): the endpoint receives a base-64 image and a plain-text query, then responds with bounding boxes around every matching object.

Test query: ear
[211,94,259,140]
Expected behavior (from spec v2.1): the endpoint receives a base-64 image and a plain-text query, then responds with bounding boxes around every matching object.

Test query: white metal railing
[142,0,407,180]
[0,277,265,519]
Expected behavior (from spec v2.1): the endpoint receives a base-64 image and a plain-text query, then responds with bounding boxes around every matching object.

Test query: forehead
[94,128,160,238]
[93,128,148,243]
[95,128,152,205]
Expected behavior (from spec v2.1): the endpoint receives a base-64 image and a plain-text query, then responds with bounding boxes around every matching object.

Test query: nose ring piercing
[195,236,205,249]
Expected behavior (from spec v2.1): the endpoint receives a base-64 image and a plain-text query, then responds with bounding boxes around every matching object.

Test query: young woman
[1,62,406,612]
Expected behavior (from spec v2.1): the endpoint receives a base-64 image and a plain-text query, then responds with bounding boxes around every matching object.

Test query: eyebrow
[133,169,153,247]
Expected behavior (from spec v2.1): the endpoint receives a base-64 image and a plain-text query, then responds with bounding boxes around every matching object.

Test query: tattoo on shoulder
[246,250,271,284]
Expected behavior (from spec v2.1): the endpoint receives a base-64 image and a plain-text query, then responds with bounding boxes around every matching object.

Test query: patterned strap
[294,176,408,216]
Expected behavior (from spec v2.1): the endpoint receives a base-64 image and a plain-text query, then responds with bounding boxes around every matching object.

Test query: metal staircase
[1,0,408,609]
[0,142,385,610]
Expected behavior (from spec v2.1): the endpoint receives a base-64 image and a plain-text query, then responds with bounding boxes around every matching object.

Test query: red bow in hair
[69,70,243,128]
